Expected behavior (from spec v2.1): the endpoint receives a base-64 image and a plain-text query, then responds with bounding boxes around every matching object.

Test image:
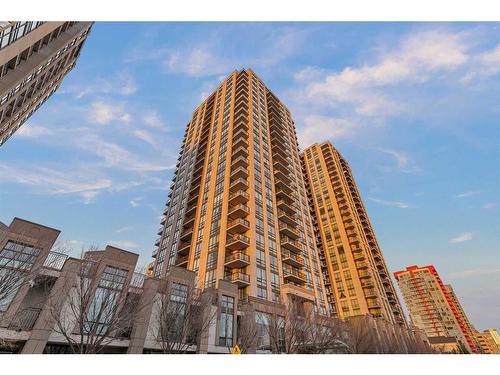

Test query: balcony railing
[224,251,250,268]
[281,237,301,253]
[228,204,249,219]
[226,234,250,250]
[225,272,250,287]
[281,249,305,268]
[130,272,145,288]
[227,218,250,233]
[230,166,249,179]
[43,251,68,271]
[278,222,299,239]
[229,178,248,192]
[229,190,249,204]
[277,209,296,226]
[8,307,42,331]
[283,266,306,283]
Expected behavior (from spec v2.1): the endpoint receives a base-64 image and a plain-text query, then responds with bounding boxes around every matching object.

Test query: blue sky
[0,22,499,330]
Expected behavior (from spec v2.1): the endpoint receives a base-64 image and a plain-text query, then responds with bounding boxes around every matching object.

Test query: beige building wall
[301,142,406,325]
[0,21,93,145]
[152,69,328,314]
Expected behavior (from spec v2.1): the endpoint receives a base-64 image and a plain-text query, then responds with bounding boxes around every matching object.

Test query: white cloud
[108,240,140,250]
[129,197,143,208]
[482,202,497,209]
[143,112,166,129]
[16,124,53,138]
[455,190,481,198]
[449,232,473,243]
[115,226,132,234]
[81,191,100,204]
[297,29,470,118]
[164,46,231,77]
[297,116,359,148]
[134,129,156,145]
[65,72,137,99]
[368,197,412,209]
[378,149,420,174]
[88,101,131,125]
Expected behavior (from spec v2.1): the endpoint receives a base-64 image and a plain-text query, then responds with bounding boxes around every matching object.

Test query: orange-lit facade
[394,265,480,353]
[152,69,328,313]
[301,142,406,325]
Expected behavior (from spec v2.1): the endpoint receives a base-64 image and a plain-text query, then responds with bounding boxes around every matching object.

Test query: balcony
[230,178,248,192]
[351,245,363,253]
[272,150,288,165]
[130,272,145,288]
[226,234,250,250]
[232,135,248,149]
[275,179,293,194]
[8,307,42,331]
[360,281,374,288]
[232,128,248,141]
[283,266,306,284]
[232,145,248,159]
[177,242,191,256]
[367,299,381,309]
[277,199,294,215]
[353,252,365,261]
[175,255,189,267]
[229,190,249,205]
[43,251,68,271]
[183,215,195,228]
[224,251,250,269]
[281,249,305,268]
[364,290,378,298]
[274,169,290,184]
[356,261,369,269]
[358,269,371,279]
[180,228,193,242]
[185,203,197,218]
[273,159,289,173]
[227,218,250,234]
[230,166,248,180]
[228,204,249,219]
[281,237,301,253]
[226,272,250,287]
[275,188,293,202]
[278,222,299,239]
[232,155,249,169]
[277,209,296,226]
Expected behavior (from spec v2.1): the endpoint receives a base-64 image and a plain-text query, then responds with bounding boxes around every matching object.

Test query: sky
[0,22,499,330]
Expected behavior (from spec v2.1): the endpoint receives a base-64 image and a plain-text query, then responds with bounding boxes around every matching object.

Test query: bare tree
[236,305,259,353]
[0,240,42,312]
[154,281,216,354]
[1,240,69,317]
[48,250,140,354]
[345,316,379,354]
[261,298,311,354]
[306,314,348,354]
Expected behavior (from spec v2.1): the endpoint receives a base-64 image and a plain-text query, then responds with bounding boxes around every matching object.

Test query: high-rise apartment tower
[301,141,406,326]
[153,69,329,314]
[0,21,92,145]
[394,265,480,353]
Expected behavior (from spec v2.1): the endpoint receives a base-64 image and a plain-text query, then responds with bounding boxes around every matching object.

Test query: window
[84,266,128,336]
[218,295,234,347]
[0,241,41,311]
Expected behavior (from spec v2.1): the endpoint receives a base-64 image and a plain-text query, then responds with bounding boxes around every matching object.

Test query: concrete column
[21,259,79,354]
[127,278,159,354]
